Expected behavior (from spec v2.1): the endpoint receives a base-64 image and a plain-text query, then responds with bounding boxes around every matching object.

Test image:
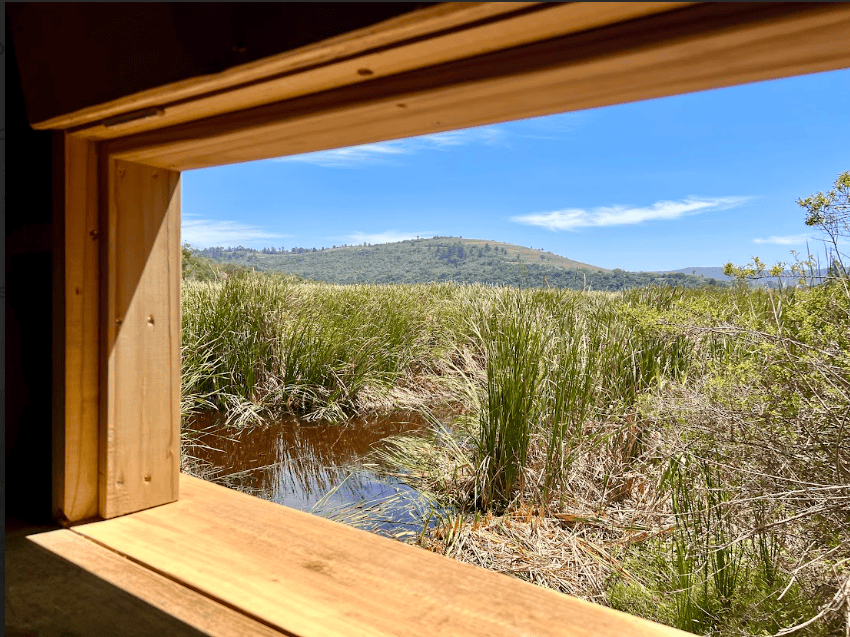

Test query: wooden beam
[28,530,287,637]
[38,2,844,633]
[35,2,542,131]
[10,2,443,129]
[101,2,850,171]
[73,475,689,637]
[53,134,101,523]
[65,3,690,140]
[100,160,181,519]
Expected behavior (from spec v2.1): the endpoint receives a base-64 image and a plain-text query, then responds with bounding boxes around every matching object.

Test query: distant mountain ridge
[191,236,726,291]
[661,267,731,280]
[660,266,833,286]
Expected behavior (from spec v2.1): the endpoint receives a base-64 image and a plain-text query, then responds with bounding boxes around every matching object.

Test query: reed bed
[182,273,849,635]
[370,282,846,635]
[182,275,472,423]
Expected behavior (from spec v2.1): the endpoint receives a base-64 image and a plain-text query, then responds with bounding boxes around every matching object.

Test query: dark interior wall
[5,25,55,523]
[6,2,434,126]
[3,3,436,523]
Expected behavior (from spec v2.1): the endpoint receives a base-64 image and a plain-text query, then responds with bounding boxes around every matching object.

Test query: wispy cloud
[273,126,506,168]
[422,127,506,148]
[511,196,753,231]
[753,234,811,245]
[507,111,592,139]
[276,142,409,168]
[182,218,290,247]
[347,230,436,245]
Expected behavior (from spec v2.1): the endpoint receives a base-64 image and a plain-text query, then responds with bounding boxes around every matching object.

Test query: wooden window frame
[45,3,850,634]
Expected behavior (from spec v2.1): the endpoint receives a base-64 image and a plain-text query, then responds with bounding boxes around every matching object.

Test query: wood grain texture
[54,134,101,523]
[52,131,68,525]
[101,2,850,172]
[67,3,689,140]
[30,3,538,131]
[74,475,688,637]
[28,530,288,637]
[101,160,181,519]
[10,3,440,129]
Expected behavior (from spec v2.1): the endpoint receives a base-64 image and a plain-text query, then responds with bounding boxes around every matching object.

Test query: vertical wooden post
[100,159,181,519]
[54,133,102,523]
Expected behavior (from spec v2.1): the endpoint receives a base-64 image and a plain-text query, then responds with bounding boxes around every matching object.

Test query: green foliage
[542,295,597,502]
[179,174,850,635]
[800,171,850,278]
[607,537,829,637]
[800,172,850,233]
[722,252,825,290]
[182,275,469,423]
[192,237,724,291]
[635,280,848,634]
[182,269,848,635]
[663,454,747,633]
[475,292,548,507]
[182,242,254,281]
[725,171,850,287]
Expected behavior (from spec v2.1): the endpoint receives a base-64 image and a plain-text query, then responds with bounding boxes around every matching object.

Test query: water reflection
[185,411,438,537]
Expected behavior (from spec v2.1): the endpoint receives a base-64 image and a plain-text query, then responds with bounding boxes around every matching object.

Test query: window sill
[31,474,685,636]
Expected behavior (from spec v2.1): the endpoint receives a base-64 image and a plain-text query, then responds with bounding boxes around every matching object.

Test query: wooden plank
[52,131,68,525]
[27,530,288,637]
[74,475,688,637]
[31,2,541,131]
[54,134,102,523]
[102,2,850,172]
[101,159,181,519]
[67,3,690,141]
[10,4,449,129]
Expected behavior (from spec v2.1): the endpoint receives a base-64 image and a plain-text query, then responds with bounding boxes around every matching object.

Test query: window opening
[178,68,850,633]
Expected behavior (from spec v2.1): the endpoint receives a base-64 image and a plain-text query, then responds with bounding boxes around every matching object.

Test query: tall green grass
[182,275,475,422]
[474,292,548,507]
[184,277,702,493]
[183,274,848,634]
[663,453,747,633]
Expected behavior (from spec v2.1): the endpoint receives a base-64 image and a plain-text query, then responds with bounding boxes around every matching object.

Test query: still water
[185,411,441,539]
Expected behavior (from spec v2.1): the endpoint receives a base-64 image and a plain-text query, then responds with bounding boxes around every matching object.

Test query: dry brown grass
[371,407,678,603]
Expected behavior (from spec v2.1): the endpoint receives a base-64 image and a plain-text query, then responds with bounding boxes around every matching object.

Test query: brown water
[184,410,443,538]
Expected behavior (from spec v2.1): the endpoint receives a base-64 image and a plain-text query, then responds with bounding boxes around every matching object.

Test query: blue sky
[183,68,849,272]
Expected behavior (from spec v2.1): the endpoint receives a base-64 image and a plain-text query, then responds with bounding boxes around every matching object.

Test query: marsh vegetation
[181,174,849,635]
[182,274,848,635]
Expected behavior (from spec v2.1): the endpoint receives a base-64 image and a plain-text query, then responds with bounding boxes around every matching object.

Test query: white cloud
[422,127,506,148]
[182,218,290,247]
[753,234,811,245]
[507,111,592,138]
[347,230,437,245]
[273,126,506,167]
[511,196,753,231]
[274,142,409,168]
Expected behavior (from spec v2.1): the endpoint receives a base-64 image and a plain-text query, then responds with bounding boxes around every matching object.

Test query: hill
[191,236,726,291]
